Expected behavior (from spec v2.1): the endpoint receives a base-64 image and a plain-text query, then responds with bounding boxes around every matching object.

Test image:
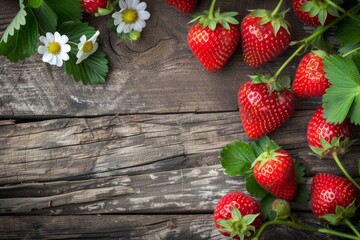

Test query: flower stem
[342,46,360,58]
[323,0,360,22]
[332,152,360,190]
[318,228,360,240]
[345,219,360,239]
[271,0,285,17]
[208,0,217,19]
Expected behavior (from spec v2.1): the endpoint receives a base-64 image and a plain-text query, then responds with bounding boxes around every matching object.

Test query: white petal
[136,2,146,11]
[132,0,140,8]
[78,42,84,51]
[133,22,143,32]
[46,32,54,42]
[116,22,126,33]
[54,32,61,41]
[112,11,121,19]
[39,36,48,45]
[136,19,146,28]
[80,35,87,43]
[125,0,133,8]
[76,53,89,64]
[92,42,98,53]
[138,11,150,20]
[61,44,71,53]
[60,51,69,61]
[58,35,69,45]
[124,24,132,33]
[119,0,126,9]
[38,45,47,54]
[56,55,63,67]
[114,16,124,26]
[42,52,52,63]
[76,50,83,59]
[89,31,100,42]
[50,55,57,65]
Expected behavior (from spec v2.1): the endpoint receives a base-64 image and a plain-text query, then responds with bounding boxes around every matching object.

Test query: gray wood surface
[0,0,358,239]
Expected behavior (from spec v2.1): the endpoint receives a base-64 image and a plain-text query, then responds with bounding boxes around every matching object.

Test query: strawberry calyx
[250,8,290,36]
[300,0,342,26]
[251,148,285,169]
[309,136,356,158]
[250,74,291,93]
[95,0,116,16]
[271,199,291,220]
[217,207,260,240]
[320,200,357,225]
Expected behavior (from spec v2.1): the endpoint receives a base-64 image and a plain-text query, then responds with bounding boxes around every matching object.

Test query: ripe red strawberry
[188,9,240,72]
[293,0,339,26]
[238,75,295,138]
[214,191,262,239]
[165,0,197,13]
[241,9,291,67]
[311,173,359,219]
[307,107,352,157]
[82,0,107,14]
[292,51,330,98]
[252,149,297,200]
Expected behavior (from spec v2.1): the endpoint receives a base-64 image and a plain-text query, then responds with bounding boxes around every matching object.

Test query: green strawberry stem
[342,46,360,57]
[208,0,217,19]
[332,152,360,191]
[323,0,360,22]
[252,219,360,240]
[271,0,285,17]
[272,3,360,80]
[344,219,360,239]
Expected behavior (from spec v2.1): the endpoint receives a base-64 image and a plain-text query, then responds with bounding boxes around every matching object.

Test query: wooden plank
[0,0,322,117]
[1,111,359,185]
[1,164,358,215]
[0,214,341,240]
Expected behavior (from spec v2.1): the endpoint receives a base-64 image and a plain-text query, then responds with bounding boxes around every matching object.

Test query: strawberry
[81,0,108,14]
[252,149,297,200]
[292,0,340,26]
[307,107,353,157]
[238,75,295,139]
[188,8,240,72]
[165,0,197,13]
[241,8,291,67]
[311,173,359,221]
[292,50,330,98]
[214,191,262,239]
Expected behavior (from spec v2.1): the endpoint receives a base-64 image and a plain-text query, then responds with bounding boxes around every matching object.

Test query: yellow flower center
[122,9,138,24]
[82,41,93,53]
[48,42,61,55]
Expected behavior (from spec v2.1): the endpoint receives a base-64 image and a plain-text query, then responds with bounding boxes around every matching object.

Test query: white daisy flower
[38,32,71,67]
[112,0,151,34]
[76,31,100,64]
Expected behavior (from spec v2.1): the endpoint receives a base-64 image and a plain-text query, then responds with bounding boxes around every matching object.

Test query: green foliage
[43,0,82,24]
[293,184,310,203]
[245,174,267,198]
[32,1,58,34]
[336,17,360,47]
[59,21,108,84]
[0,8,38,61]
[189,9,239,31]
[260,194,276,220]
[28,0,43,8]
[323,55,360,125]
[1,0,27,43]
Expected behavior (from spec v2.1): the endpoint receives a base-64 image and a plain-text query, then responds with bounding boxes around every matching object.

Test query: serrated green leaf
[358,158,360,176]
[246,174,267,198]
[28,0,43,8]
[294,184,310,202]
[336,17,360,47]
[0,7,37,62]
[260,194,276,220]
[59,21,108,84]
[323,55,360,124]
[295,162,306,184]
[220,141,257,176]
[43,0,82,24]
[250,136,280,157]
[32,1,57,33]
[1,0,27,43]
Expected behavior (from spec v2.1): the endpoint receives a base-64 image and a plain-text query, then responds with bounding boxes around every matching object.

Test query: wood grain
[0,214,341,240]
[1,111,359,185]
[0,0,322,117]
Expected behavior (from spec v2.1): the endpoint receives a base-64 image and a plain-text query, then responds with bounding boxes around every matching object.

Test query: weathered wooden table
[0,0,359,239]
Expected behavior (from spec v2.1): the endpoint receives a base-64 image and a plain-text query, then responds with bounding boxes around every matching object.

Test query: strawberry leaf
[28,0,43,8]
[43,0,82,24]
[336,17,360,47]
[260,194,276,220]
[250,136,280,156]
[323,55,360,125]
[1,0,27,43]
[32,0,58,34]
[245,174,267,198]
[295,162,306,184]
[220,141,256,176]
[293,184,310,202]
